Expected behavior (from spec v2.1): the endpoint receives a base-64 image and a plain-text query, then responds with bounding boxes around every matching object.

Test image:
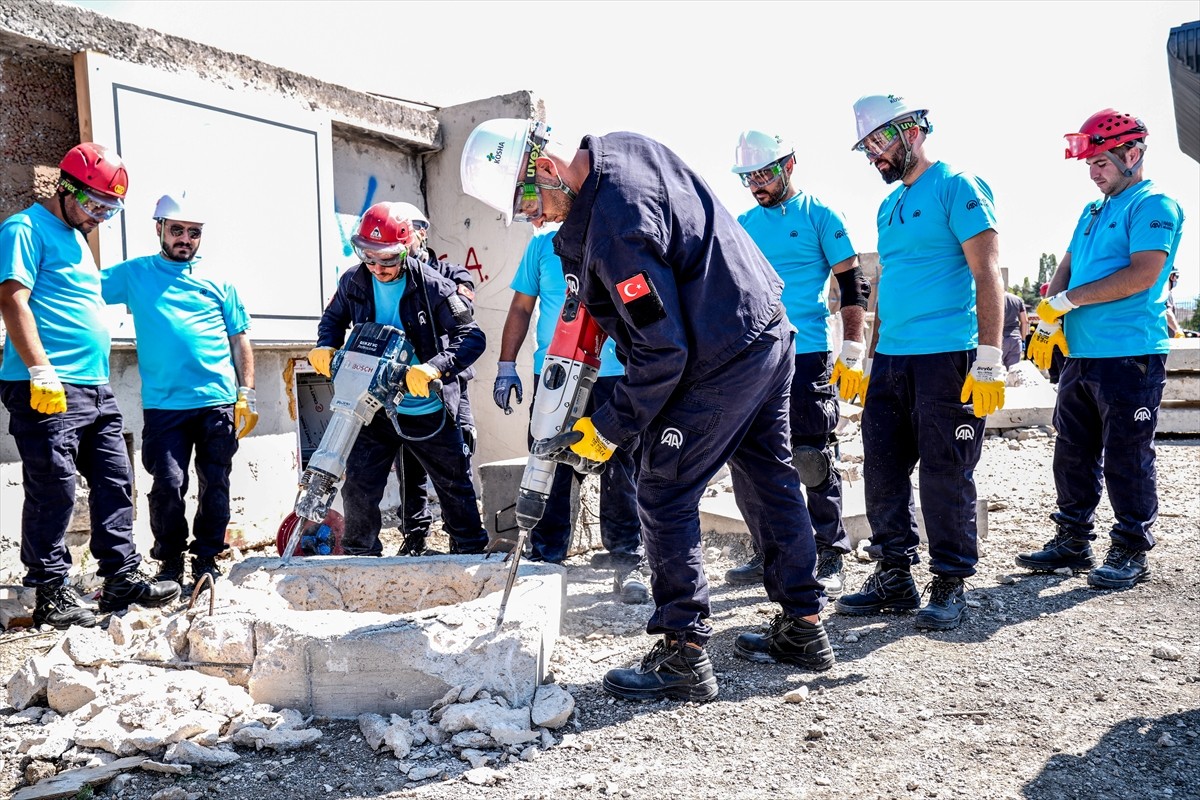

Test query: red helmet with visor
[1063,109,1147,160]
[58,143,129,221]
[350,202,415,267]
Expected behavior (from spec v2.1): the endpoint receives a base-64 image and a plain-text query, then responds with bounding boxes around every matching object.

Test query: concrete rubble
[2,554,572,793]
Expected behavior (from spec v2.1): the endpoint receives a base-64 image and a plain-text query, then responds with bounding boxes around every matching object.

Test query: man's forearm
[230,334,255,388]
[0,289,50,368]
[499,299,534,362]
[839,305,865,343]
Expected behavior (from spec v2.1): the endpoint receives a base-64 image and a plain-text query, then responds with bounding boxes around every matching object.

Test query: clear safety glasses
[738,160,785,189]
[513,182,544,224]
[854,124,906,159]
[354,244,407,267]
[63,179,124,221]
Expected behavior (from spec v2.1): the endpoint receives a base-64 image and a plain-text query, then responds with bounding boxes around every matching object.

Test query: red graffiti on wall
[463,247,487,286]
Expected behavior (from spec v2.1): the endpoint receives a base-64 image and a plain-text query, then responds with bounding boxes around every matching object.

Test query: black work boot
[154,554,185,585]
[602,636,719,702]
[835,563,920,615]
[914,575,967,631]
[191,556,221,588]
[614,560,650,605]
[734,613,835,671]
[98,572,181,614]
[1087,545,1150,590]
[1015,529,1097,573]
[725,546,765,585]
[815,548,846,598]
[33,581,97,630]
[397,533,431,557]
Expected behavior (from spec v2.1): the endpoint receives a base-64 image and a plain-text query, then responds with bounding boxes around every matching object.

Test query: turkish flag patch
[615,271,666,328]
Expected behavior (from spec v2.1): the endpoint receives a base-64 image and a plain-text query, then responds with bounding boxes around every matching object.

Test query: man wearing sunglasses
[0,143,181,629]
[101,192,255,590]
[308,202,488,557]
[835,95,1004,633]
[1016,110,1183,590]
[726,131,869,600]
[462,119,835,703]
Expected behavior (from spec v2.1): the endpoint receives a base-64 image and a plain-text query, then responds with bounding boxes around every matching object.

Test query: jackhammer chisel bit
[491,529,527,629]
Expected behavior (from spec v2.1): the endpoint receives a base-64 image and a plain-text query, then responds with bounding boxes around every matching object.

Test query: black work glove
[532,430,606,475]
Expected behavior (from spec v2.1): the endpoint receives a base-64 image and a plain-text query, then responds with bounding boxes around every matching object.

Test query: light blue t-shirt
[0,204,110,384]
[739,191,858,354]
[101,254,249,409]
[510,229,623,377]
[372,273,443,416]
[1063,180,1184,358]
[875,161,997,355]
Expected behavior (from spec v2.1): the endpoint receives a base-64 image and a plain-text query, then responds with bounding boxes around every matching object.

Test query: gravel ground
[2,432,1197,800]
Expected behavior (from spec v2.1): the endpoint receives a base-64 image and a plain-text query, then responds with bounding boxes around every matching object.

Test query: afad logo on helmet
[369,226,384,241]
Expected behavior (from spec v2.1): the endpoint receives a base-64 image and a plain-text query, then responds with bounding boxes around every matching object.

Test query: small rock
[520,745,539,761]
[1152,643,1183,661]
[464,766,502,785]
[843,632,860,644]
[408,766,441,781]
[1052,567,1074,576]
[804,726,825,740]
[783,686,810,704]
[996,574,1017,586]
[149,788,192,800]
[1137,672,1161,684]
[1157,732,1175,747]
[24,760,57,785]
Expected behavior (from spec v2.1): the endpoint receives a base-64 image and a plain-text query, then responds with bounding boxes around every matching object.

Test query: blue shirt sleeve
[1129,194,1184,255]
[99,263,128,305]
[222,283,251,335]
[946,173,997,244]
[0,219,39,290]
[815,203,857,267]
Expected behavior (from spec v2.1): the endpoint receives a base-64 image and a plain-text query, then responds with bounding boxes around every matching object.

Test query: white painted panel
[80,53,339,343]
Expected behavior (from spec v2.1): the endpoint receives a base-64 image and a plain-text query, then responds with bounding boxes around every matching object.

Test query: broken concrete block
[73,707,139,756]
[228,726,321,751]
[197,681,253,719]
[188,612,255,665]
[382,721,412,759]
[163,740,240,766]
[63,627,117,667]
[357,713,388,751]
[438,699,537,746]
[17,719,75,760]
[107,614,133,647]
[9,639,71,710]
[10,755,147,800]
[126,709,229,752]
[47,663,99,714]
[531,684,574,730]
[142,760,192,775]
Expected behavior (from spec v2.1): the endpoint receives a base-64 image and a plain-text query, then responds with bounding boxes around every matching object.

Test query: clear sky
[71,0,1200,300]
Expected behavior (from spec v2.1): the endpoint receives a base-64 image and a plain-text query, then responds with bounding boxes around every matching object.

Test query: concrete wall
[0,1,541,580]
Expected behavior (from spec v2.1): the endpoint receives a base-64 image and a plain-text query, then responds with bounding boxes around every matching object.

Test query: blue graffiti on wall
[335,176,379,257]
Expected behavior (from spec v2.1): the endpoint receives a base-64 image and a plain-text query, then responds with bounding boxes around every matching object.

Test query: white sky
[71,0,1200,299]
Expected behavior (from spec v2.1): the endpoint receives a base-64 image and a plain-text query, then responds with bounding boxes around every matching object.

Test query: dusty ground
[1,432,1197,800]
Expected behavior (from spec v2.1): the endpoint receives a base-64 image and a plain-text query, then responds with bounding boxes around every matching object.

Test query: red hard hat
[351,202,416,255]
[59,143,129,199]
[1063,109,1147,160]
[1039,282,1050,297]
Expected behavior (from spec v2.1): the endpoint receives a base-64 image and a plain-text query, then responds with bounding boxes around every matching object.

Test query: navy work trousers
[1052,355,1165,551]
[637,319,824,644]
[141,406,238,561]
[0,381,140,586]
[861,351,984,578]
[396,382,475,538]
[527,375,642,565]
[791,351,850,553]
[342,409,487,555]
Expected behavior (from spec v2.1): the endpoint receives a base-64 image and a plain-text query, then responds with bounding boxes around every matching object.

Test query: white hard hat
[460,118,543,227]
[732,131,794,173]
[851,94,929,150]
[392,201,429,229]
[153,191,206,223]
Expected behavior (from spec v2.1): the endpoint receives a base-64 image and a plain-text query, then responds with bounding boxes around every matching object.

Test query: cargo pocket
[644,390,721,482]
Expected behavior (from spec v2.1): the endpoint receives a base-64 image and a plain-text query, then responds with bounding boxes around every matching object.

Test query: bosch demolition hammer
[491,289,608,626]
[280,322,440,564]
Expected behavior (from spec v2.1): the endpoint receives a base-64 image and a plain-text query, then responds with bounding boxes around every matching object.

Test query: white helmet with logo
[392,201,429,230]
[153,191,206,223]
[851,94,929,150]
[732,131,794,173]
[460,118,547,226]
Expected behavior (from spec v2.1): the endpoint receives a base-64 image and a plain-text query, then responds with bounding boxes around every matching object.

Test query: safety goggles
[738,160,785,189]
[62,179,124,221]
[513,182,544,224]
[354,243,407,267]
[1062,132,1123,159]
[854,123,909,159]
[166,224,203,240]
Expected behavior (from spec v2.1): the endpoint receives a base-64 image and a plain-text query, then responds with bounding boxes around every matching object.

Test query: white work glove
[960,344,1006,418]
[28,365,66,415]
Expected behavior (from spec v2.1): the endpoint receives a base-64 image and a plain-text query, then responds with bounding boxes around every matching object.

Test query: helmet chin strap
[1105,147,1143,178]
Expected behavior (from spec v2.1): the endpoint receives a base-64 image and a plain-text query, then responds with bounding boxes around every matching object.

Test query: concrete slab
[1167,338,1200,371]
[700,479,988,551]
[1159,404,1200,435]
[985,383,1059,430]
[1164,374,1200,403]
[225,556,564,719]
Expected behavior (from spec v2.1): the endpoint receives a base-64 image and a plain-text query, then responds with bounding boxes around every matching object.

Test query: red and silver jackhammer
[491,290,608,627]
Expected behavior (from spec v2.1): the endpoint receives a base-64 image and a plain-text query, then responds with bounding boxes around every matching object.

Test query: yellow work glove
[960,345,1006,418]
[831,340,867,403]
[28,365,66,415]
[568,417,616,463]
[531,416,615,475]
[1026,320,1069,370]
[308,346,335,377]
[406,363,441,398]
[1036,292,1077,325]
[235,386,258,439]
[1174,329,1186,339]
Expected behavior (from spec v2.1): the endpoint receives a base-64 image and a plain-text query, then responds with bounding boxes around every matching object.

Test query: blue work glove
[493,361,523,415]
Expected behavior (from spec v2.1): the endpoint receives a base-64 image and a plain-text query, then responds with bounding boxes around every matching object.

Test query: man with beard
[101,192,256,588]
[0,144,180,628]
[835,95,1005,632]
[1018,110,1183,590]
[461,119,835,702]
[726,130,869,599]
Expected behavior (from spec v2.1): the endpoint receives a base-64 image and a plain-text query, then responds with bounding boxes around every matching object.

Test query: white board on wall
[77,52,339,343]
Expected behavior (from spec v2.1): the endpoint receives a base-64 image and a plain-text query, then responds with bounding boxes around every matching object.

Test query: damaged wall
[0,1,539,580]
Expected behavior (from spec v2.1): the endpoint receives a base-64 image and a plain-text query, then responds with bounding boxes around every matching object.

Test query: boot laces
[743,549,765,570]
[638,639,674,672]
[1043,528,1078,551]
[1104,544,1138,568]
[923,576,964,605]
[816,550,842,580]
[46,583,85,610]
